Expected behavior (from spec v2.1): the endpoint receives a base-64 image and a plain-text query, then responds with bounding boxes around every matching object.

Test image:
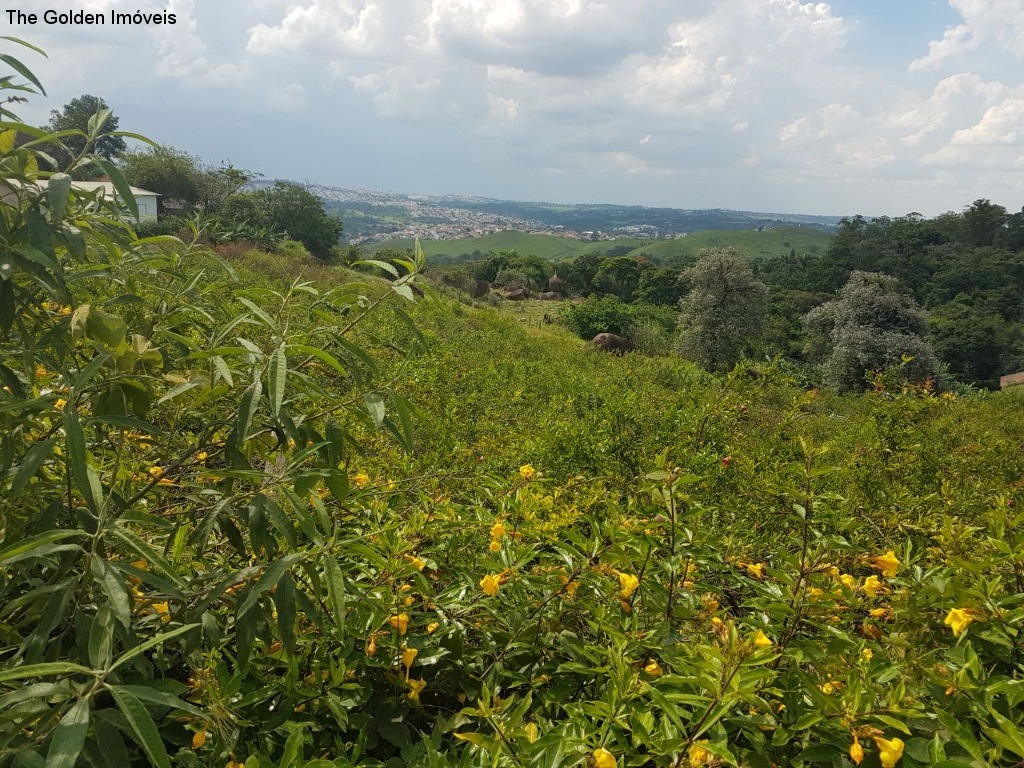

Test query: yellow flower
[688,743,711,766]
[192,730,207,750]
[873,736,905,768]
[226,761,245,768]
[407,677,426,703]
[480,573,501,597]
[351,471,370,488]
[745,562,765,579]
[849,736,864,765]
[54,398,67,410]
[591,747,616,768]
[489,539,501,552]
[131,559,149,571]
[524,723,539,743]
[616,571,640,599]
[519,464,536,481]
[427,621,440,634]
[565,580,580,598]
[195,451,208,462]
[862,575,884,598]
[151,602,171,623]
[401,646,418,677]
[838,573,857,590]
[35,363,47,379]
[820,681,841,695]
[388,613,409,635]
[711,616,725,632]
[405,554,426,571]
[753,630,773,649]
[861,648,874,661]
[944,607,975,637]
[644,659,663,677]
[808,587,824,599]
[869,607,888,619]
[873,550,900,578]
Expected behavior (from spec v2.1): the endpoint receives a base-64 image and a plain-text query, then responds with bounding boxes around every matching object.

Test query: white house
[60,180,161,224]
[8,179,162,224]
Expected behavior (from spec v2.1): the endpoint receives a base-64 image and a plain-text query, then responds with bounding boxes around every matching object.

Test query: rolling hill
[363,226,832,263]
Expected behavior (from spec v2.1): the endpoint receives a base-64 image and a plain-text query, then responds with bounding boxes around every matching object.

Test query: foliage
[5,40,1024,768]
[560,295,677,343]
[118,146,251,214]
[219,184,343,259]
[677,248,768,371]
[804,272,944,392]
[47,94,127,163]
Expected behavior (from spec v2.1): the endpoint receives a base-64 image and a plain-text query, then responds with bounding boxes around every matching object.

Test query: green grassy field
[364,226,831,262]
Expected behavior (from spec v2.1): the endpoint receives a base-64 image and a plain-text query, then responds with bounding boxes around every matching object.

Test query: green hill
[364,226,830,263]
[623,225,832,262]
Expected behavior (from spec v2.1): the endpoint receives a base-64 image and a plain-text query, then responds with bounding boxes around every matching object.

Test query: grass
[363,226,831,263]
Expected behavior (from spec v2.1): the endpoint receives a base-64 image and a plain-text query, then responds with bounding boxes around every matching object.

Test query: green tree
[592,257,642,302]
[46,93,126,162]
[220,183,343,258]
[804,271,943,391]
[119,145,252,214]
[676,248,768,371]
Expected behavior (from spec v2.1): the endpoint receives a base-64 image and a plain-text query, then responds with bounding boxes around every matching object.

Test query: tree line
[433,200,1024,391]
[38,94,344,258]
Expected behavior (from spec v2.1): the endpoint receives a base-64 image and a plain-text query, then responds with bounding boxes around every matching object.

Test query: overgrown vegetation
[3,40,1024,768]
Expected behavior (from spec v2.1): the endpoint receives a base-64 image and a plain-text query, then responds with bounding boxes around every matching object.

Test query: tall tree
[46,94,126,161]
[803,271,943,391]
[676,248,768,371]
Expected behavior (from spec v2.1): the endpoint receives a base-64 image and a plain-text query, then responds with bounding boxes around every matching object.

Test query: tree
[592,257,642,302]
[119,145,252,214]
[676,249,768,371]
[220,183,343,258]
[803,271,943,391]
[46,94,126,162]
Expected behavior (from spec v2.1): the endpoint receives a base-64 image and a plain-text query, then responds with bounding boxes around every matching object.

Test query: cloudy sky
[6,0,1024,216]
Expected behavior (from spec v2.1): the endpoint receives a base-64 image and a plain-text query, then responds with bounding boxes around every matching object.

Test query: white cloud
[266,82,306,110]
[910,0,1024,71]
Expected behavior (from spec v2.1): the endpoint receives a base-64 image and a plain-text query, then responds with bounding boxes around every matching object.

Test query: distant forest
[432,199,1024,389]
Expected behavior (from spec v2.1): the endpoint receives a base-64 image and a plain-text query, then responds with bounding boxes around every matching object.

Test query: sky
[5,0,1024,217]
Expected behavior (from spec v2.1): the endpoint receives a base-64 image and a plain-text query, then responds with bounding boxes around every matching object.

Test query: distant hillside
[363,226,832,263]
[248,179,845,243]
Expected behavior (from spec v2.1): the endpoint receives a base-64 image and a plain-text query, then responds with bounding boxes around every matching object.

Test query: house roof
[36,179,161,197]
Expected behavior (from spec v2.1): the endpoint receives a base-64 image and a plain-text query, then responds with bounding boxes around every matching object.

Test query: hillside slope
[364,225,831,262]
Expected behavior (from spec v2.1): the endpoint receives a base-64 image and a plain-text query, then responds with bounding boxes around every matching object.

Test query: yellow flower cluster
[519,464,536,481]
[944,607,978,637]
[489,520,505,552]
[479,573,501,597]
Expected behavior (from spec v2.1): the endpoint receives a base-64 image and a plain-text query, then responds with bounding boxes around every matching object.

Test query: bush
[275,238,311,260]
[561,295,677,341]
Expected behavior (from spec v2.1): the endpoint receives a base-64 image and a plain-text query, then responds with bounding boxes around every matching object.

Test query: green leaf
[232,378,262,446]
[237,554,304,619]
[110,687,170,768]
[0,52,46,95]
[0,662,93,684]
[9,436,56,497]
[84,308,128,350]
[269,344,287,416]
[279,725,306,768]
[0,529,83,567]
[45,697,90,768]
[47,173,70,224]
[108,624,200,674]
[236,296,276,329]
[324,554,347,642]
[64,403,102,514]
[112,685,205,719]
[363,393,385,428]
[96,159,138,222]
